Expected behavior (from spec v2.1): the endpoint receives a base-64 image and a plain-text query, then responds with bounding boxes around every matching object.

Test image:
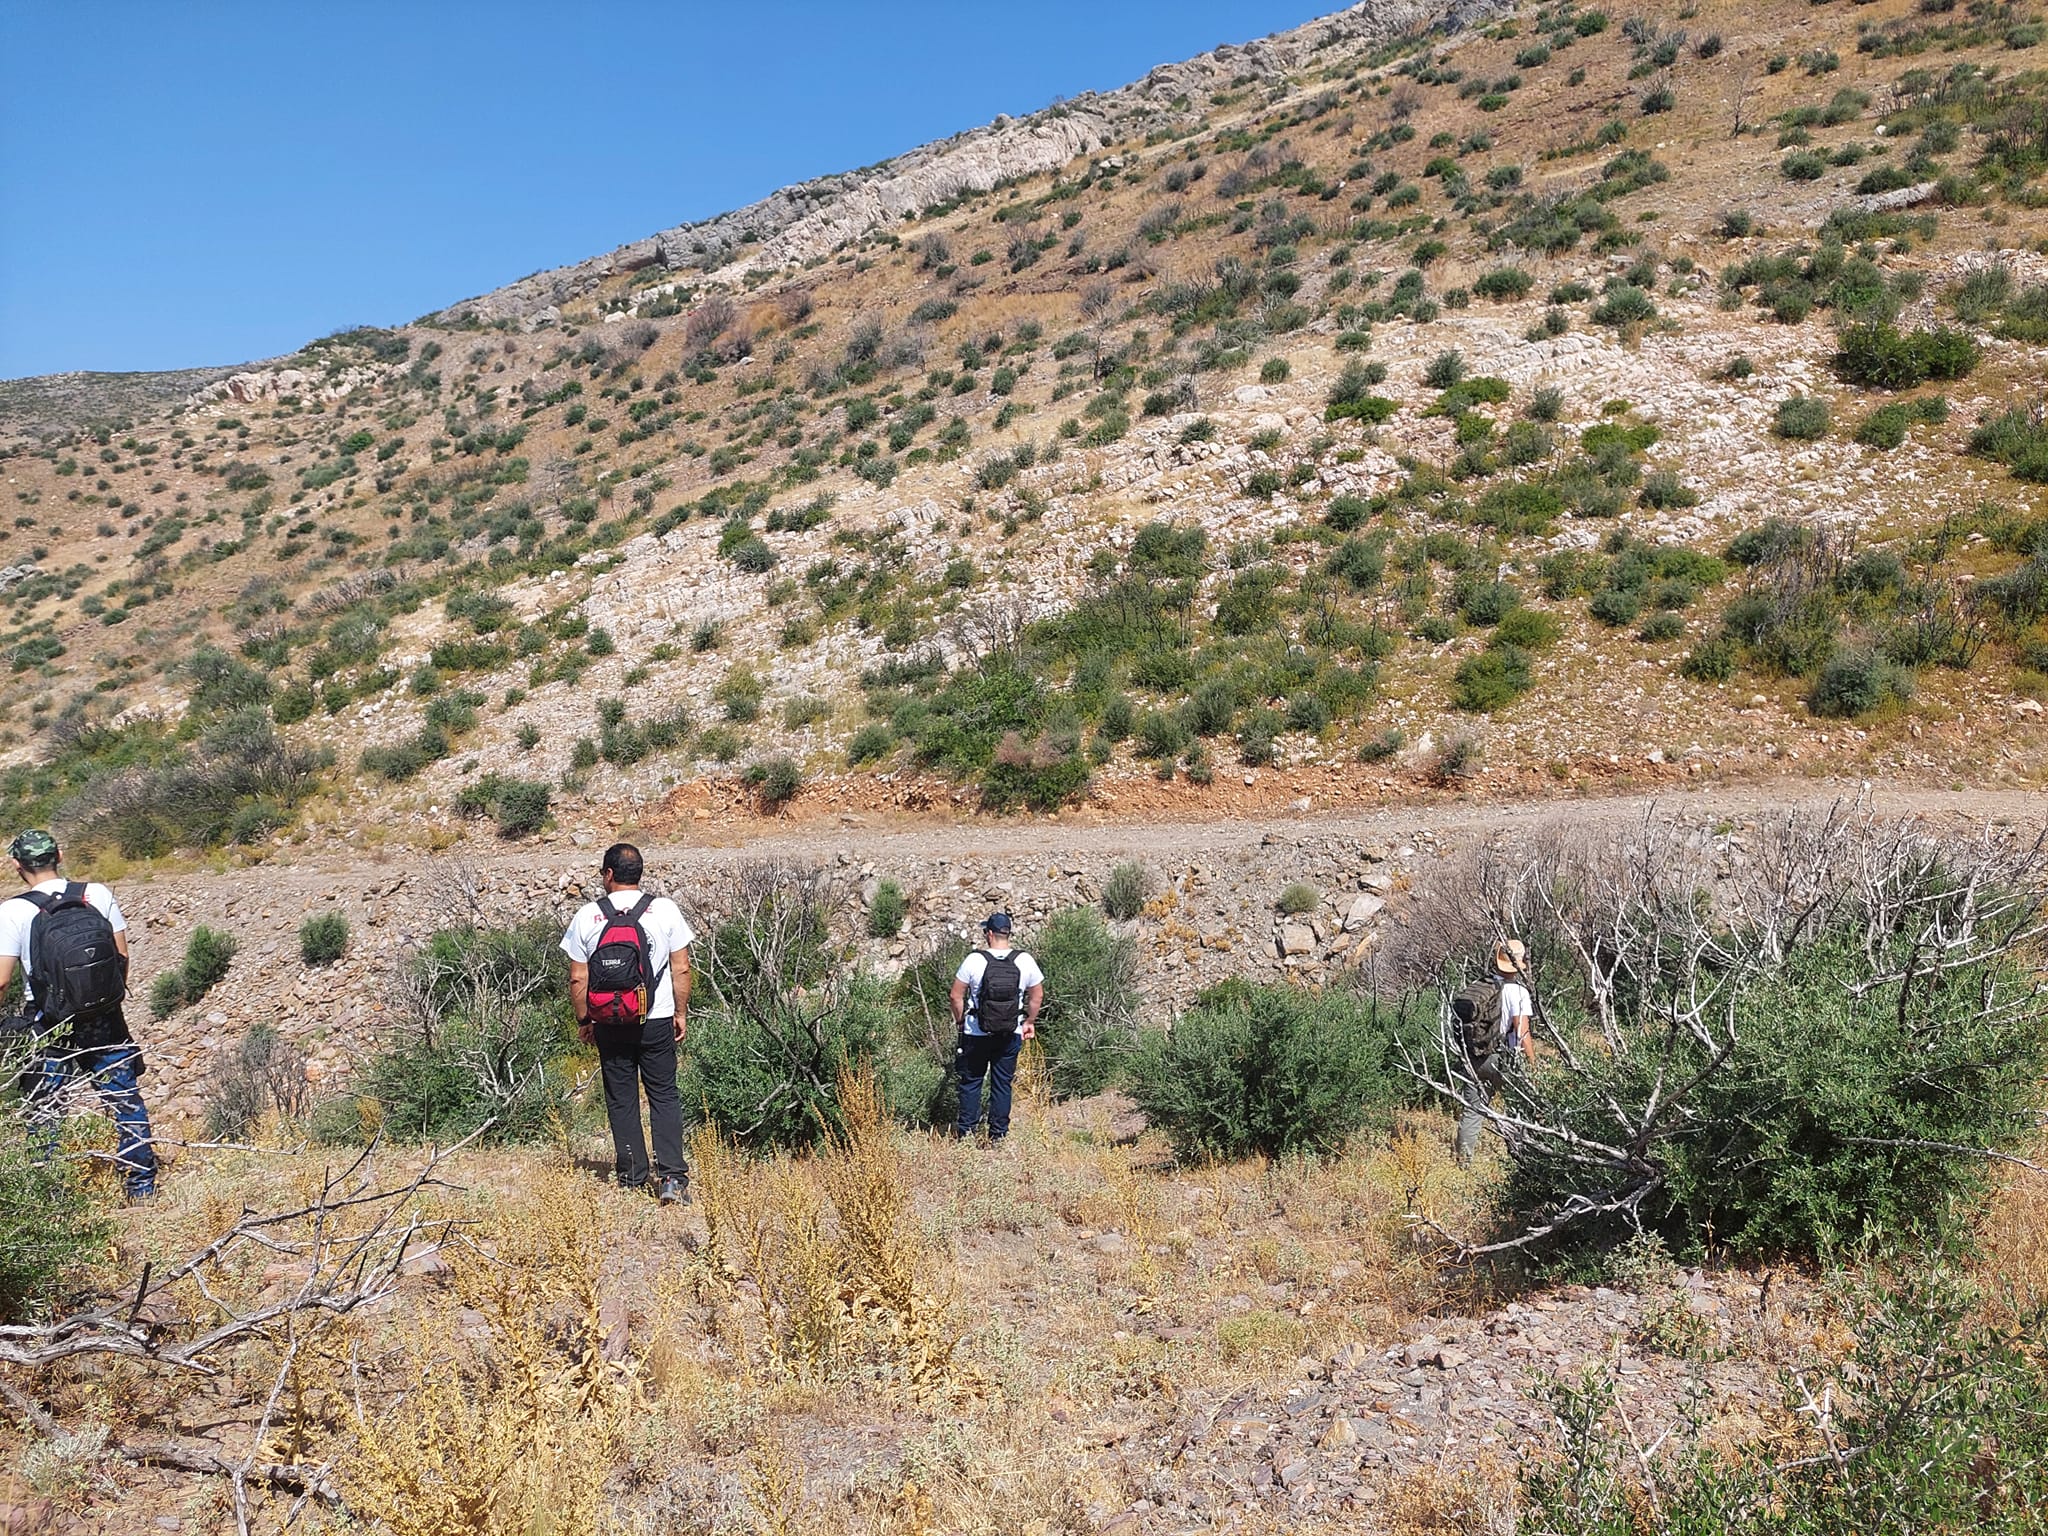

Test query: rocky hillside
[3,0,2048,867]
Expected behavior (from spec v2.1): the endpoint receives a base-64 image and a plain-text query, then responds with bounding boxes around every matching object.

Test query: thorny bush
[1392,802,2048,1261]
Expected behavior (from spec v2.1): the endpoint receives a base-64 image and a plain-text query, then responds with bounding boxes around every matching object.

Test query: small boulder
[1342,893,1385,932]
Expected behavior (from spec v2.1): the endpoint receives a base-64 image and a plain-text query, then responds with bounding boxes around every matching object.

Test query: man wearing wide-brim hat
[1454,937,1537,1165]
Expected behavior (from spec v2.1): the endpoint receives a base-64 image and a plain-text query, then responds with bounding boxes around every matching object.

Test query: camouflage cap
[7,829,58,866]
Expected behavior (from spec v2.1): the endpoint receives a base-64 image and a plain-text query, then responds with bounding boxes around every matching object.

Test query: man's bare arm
[1021,983,1043,1038]
[671,948,692,1040]
[949,978,968,1026]
[569,959,591,1041]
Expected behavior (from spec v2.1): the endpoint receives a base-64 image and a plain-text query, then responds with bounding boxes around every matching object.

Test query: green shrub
[153,926,238,1016]
[299,911,349,966]
[358,922,575,1146]
[1028,906,1142,1099]
[1971,408,2048,481]
[1833,322,1980,389]
[847,723,896,765]
[493,778,552,836]
[1639,469,1698,509]
[148,969,186,1020]
[183,933,236,1003]
[686,925,905,1151]
[1325,360,1398,423]
[1101,860,1153,921]
[867,879,906,939]
[1588,586,1644,626]
[1356,727,1404,763]
[1423,350,1466,388]
[1459,578,1519,625]
[1855,400,1912,449]
[1503,906,2048,1259]
[63,713,322,859]
[1453,645,1534,710]
[696,966,929,1146]
[744,755,804,808]
[1474,266,1534,300]
[1637,611,1685,642]
[1495,607,1563,649]
[1127,981,1426,1161]
[1807,649,1914,717]
[1591,284,1656,326]
[1679,634,1739,682]
[716,668,765,722]
[1276,881,1320,916]
[454,773,553,837]
[1774,394,1831,440]
[980,732,1090,811]
[1726,518,1813,567]
[0,1135,110,1323]
[1781,149,1828,180]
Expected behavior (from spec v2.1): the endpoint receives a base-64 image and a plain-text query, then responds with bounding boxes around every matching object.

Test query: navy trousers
[955,1029,1022,1141]
[29,1043,156,1194]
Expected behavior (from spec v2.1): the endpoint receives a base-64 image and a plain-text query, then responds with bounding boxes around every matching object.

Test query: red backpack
[585,894,665,1027]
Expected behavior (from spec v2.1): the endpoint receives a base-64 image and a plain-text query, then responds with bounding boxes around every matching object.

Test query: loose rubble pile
[1105,1269,1790,1527]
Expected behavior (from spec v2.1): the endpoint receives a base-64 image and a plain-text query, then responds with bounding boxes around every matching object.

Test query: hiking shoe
[657,1176,690,1207]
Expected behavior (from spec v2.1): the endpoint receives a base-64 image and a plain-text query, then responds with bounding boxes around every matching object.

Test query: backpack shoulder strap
[17,891,56,914]
[623,894,669,995]
[63,882,85,904]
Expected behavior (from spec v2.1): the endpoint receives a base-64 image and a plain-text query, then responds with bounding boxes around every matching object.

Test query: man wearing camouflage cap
[0,829,155,1200]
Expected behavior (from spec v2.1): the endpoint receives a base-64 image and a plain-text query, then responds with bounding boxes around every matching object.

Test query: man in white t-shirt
[949,912,1044,1143]
[1455,938,1536,1165]
[0,829,155,1199]
[560,842,694,1203]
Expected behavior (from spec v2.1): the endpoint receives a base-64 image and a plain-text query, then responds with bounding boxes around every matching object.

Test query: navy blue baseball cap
[983,912,1013,933]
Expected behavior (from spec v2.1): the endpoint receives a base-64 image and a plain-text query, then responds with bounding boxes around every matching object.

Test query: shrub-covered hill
[8,0,2048,857]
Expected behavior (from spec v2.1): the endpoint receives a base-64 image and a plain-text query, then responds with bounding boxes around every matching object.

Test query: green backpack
[1451,977,1504,1064]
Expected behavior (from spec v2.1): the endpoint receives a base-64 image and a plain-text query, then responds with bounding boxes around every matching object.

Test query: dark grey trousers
[595,1015,684,1184]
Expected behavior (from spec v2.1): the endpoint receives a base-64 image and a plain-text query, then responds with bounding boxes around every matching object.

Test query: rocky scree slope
[1,0,2048,864]
[433,0,1514,327]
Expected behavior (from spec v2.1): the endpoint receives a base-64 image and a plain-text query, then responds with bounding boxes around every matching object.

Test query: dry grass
[1970,1144,2048,1328]
[343,1165,635,1536]
[694,1066,955,1395]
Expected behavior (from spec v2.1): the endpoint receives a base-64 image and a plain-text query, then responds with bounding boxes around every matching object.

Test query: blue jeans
[28,1043,156,1194]
[955,1030,1022,1141]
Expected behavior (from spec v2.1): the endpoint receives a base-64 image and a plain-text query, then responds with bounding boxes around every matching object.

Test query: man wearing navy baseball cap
[948,912,1044,1143]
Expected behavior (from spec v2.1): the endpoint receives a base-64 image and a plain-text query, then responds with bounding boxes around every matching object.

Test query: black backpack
[972,949,1026,1034]
[23,883,127,1031]
[1451,977,1504,1065]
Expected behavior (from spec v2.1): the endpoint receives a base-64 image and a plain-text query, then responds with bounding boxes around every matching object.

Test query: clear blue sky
[0,1,1337,379]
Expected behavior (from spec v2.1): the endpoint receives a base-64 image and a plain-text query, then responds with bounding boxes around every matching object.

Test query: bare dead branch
[0,1125,486,1371]
[117,1441,342,1505]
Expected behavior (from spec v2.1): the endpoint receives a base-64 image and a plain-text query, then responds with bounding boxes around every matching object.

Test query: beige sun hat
[1495,938,1528,975]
